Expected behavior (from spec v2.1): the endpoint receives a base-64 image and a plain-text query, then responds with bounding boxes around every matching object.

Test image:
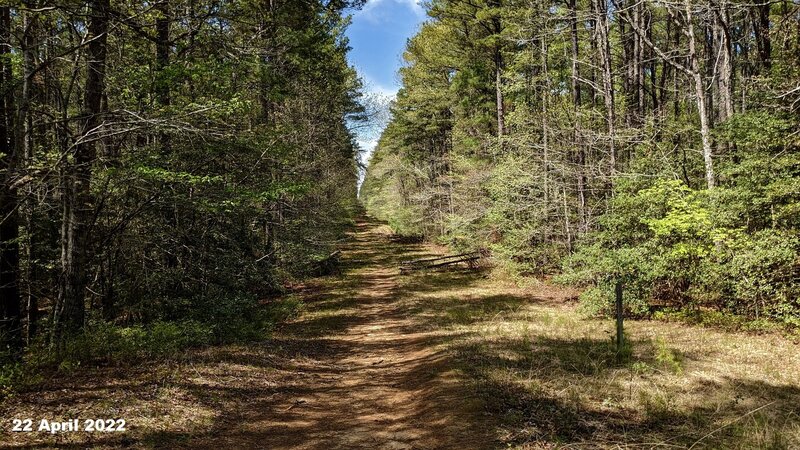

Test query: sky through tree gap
[345,0,426,183]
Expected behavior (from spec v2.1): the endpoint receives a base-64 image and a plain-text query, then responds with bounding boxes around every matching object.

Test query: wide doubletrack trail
[187,217,491,449]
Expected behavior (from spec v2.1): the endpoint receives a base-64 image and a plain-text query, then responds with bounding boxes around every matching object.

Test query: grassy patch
[400,258,800,448]
[652,308,793,335]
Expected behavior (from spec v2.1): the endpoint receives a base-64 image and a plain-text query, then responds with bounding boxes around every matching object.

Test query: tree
[0,5,22,353]
[363,0,800,323]
[54,0,110,341]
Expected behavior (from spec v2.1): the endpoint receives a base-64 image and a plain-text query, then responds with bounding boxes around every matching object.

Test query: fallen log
[401,252,479,267]
[400,250,486,273]
[422,256,480,269]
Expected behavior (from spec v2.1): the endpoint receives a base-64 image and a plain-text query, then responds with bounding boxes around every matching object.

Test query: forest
[0,0,366,360]
[0,0,799,448]
[362,0,800,326]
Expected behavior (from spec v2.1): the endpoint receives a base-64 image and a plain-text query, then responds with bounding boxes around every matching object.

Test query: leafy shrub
[0,362,34,400]
[720,230,800,324]
[177,291,298,343]
[37,319,214,369]
[560,177,800,328]
[0,293,303,398]
[481,155,568,275]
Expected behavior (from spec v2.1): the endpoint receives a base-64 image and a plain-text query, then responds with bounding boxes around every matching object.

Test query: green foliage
[50,320,215,367]
[134,166,223,185]
[561,177,799,326]
[654,337,684,375]
[721,230,800,323]
[363,0,799,332]
[481,154,567,275]
[3,0,363,347]
[0,293,303,398]
[0,362,32,400]
[176,292,294,343]
[559,179,719,316]
[652,308,783,333]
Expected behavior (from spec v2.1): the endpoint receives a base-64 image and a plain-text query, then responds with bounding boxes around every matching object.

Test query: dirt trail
[0,216,492,450]
[5,216,799,449]
[185,217,492,449]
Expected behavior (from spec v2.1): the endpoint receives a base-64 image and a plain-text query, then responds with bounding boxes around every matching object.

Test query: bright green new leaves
[640,180,732,258]
[362,0,800,329]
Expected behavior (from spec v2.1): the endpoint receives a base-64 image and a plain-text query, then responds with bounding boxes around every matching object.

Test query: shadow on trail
[3,215,798,450]
[451,332,800,447]
[133,215,497,449]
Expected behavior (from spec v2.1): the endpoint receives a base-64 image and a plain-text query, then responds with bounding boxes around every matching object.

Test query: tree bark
[685,0,716,188]
[155,0,179,292]
[496,58,505,137]
[715,0,734,122]
[0,6,22,353]
[635,3,645,120]
[568,0,587,231]
[156,0,172,153]
[54,0,110,342]
[492,0,505,137]
[753,1,771,72]
[260,0,280,264]
[569,0,581,107]
[541,37,549,212]
[595,0,617,174]
[19,2,39,344]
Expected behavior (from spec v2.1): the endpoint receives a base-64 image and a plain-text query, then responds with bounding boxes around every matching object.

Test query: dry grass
[1,218,798,449]
[398,258,800,449]
[0,218,493,450]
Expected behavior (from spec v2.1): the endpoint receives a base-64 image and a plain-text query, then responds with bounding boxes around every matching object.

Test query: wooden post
[615,281,624,353]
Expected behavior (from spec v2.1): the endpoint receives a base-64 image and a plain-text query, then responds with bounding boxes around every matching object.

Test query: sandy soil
[182,218,494,449]
[0,217,494,449]
[3,216,799,449]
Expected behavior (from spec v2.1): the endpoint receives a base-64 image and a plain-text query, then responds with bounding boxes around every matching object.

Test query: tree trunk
[620,0,642,126]
[568,0,587,231]
[715,0,734,123]
[20,3,39,344]
[658,15,672,116]
[569,0,581,107]
[156,0,172,153]
[260,0,279,264]
[635,3,645,120]
[495,59,505,137]
[671,17,681,119]
[54,0,109,343]
[685,0,715,188]
[492,0,504,138]
[589,0,598,108]
[155,0,180,287]
[541,37,549,213]
[753,1,771,72]
[563,184,572,253]
[595,0,617,174]
[0,6,22,353]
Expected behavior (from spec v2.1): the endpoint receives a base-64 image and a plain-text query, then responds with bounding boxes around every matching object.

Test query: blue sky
[345,0,426,164]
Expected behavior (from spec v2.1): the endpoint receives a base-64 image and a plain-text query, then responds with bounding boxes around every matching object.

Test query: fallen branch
[400,250,487,273]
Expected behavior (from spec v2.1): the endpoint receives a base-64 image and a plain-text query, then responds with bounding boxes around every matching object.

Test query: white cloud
[357,138,379,155]
[359,71,397,101]
[358,0,425,24]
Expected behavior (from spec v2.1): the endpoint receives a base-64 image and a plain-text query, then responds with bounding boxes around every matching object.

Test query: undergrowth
[0,293,303,400]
